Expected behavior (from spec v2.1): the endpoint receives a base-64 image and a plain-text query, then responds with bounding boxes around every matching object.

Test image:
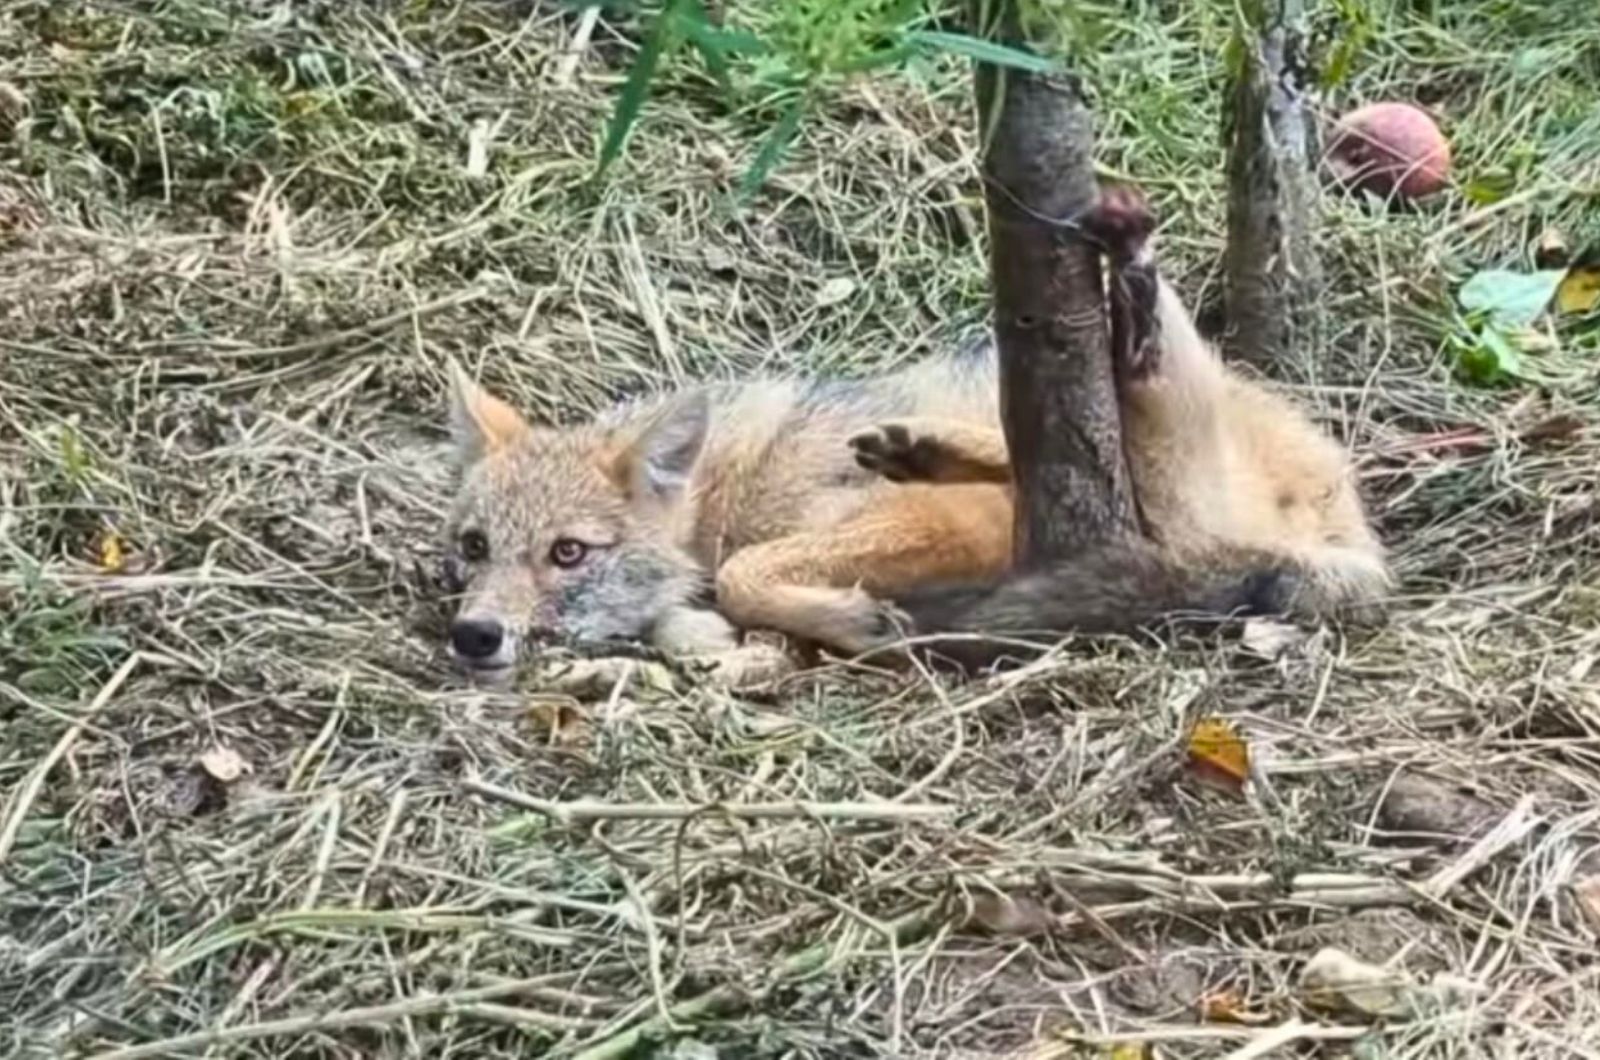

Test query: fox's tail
[887,541,1299,671]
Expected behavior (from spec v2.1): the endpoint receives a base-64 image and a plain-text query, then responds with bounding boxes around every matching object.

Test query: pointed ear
[448,359,529,464]
[606,393,709,502]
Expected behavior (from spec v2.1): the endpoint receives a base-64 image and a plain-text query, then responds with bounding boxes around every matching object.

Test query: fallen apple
[1326,101,1451,201]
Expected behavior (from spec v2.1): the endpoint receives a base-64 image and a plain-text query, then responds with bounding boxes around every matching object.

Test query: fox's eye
[549,538,587,568]
[460,529,489,562]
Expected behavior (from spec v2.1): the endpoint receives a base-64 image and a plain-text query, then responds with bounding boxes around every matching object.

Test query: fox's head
[440,362,708,685]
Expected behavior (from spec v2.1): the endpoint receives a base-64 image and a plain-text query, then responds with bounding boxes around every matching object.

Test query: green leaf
[1320,0,1373,88]
[1237,0,1269,29]
[681,22,765,57]
[1452,322,1530,386]
[1322,35,1360,88]
[735,93,807,205]
[58,425,91,480]
[1452,330,1512,386]
[1463,161,1527,206]
[595,0,692,182]
[1458,268,1565,328]
[680,0,764,79]
[680,15,733,96]
[1222,29,1248,84]
[902,29,1060,74]
[839,41,916,75]
[1462,177,1511,206]
[1477,325,1524,377]
[681,8,767,99]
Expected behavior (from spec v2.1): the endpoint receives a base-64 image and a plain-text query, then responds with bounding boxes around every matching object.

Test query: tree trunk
[970,2,1138,567]
[1222,0,1322,377]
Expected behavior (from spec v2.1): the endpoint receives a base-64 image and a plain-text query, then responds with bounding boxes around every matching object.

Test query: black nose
[450,617,504,660]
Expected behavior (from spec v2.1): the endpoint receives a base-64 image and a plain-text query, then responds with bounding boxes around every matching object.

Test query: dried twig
[86,975,602,1060]
[461,776,952,824]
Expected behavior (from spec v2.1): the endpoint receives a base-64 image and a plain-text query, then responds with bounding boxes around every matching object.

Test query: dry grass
[3,1,1599,1057]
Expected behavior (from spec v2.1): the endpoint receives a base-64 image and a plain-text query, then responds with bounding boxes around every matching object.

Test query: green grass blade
[735,93,807,204]
[595,0,689,182]
[902,29,1059,74]
[680,0,765,100]
[680,20,765,58]
[839,41,916,75]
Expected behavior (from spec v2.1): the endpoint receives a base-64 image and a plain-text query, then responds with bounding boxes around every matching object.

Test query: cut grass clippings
[2,1,1599,1057]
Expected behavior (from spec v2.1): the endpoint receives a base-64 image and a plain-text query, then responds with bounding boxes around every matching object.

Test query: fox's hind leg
[849,418,1011,485]
[714,484,1013,655]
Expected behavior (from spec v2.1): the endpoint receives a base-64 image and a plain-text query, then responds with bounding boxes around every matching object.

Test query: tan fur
[860,278,1391,615]
[442,351,1010,683]
[440,277,1386,686]
[715,483,1013,646]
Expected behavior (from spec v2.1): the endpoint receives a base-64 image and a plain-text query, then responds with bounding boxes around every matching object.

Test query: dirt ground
[2,2,1598,1057]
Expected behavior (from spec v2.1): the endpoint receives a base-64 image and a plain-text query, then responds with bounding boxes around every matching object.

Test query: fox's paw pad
[849,422,943,483]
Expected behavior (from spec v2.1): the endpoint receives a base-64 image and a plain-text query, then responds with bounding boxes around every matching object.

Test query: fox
[439,187,1389,685]
[851,186,1393,667]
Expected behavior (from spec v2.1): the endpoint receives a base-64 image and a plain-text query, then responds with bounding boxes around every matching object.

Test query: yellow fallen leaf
[1199,987,1272,1025]
[97,530,125,572]
[283,91,322,118]
[1108,1044,1153,1060]
[1556,266,1600,314]
[1187,717,1250,793]
[528,700,591,747]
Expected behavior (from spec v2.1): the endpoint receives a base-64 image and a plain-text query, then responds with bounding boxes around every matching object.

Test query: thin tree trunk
[970,2,1138,566]
[1222,0,1322,377]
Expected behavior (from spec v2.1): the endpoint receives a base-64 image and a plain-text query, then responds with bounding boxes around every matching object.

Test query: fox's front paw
[849,421,944,484]
[700,643,797,690]
[653,605,740,654]
[829,589,915,657]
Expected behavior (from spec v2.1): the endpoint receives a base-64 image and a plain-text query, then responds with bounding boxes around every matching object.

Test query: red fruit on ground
[1326,101,1451,200]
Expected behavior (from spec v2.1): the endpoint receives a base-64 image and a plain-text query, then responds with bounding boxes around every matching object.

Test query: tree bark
[1221,0,1322,377]
[970,2,1138,567]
